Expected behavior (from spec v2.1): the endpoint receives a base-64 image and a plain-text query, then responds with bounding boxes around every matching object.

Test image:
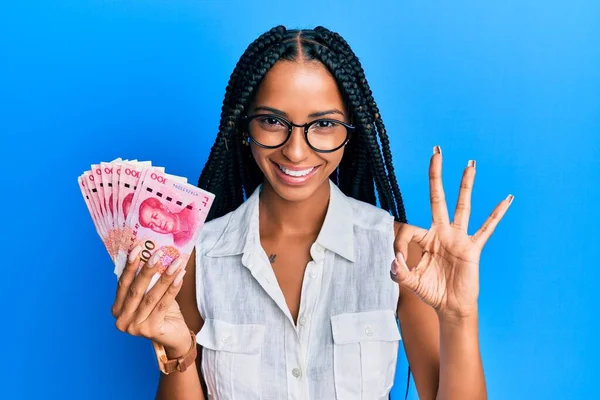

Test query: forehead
[251,60,346,116]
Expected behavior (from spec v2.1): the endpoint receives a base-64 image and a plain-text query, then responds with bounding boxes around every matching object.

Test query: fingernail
[173,269,186,285]
[433,145,442,155]
[128,244,142,263]
[166,258,183,276]
[507,194,514,205]
[468,160,476,169]
[147,250,164,269]
[390,258,399,280]
[391,253,403,276]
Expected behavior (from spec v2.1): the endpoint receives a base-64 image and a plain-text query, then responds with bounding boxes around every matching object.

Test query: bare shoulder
[176,247,204,334]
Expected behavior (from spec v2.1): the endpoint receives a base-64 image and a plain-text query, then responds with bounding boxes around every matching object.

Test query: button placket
[306,260,318,280]
[291,246,324,400]
[284,322,308,399]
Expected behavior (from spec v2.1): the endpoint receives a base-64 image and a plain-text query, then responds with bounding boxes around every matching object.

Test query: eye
[314,120,339,129]
[258,116,284,126]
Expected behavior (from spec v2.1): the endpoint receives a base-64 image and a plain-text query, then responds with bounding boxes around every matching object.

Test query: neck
[259,179,330,237]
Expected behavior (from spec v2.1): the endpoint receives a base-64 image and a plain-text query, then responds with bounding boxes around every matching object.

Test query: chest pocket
[331,310,401,400]
[197,319,266,400]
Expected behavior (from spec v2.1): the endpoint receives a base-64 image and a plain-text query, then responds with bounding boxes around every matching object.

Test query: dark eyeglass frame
[242,114,355,153]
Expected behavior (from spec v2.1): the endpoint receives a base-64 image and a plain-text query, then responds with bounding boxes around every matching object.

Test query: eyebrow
[253,106,345,119]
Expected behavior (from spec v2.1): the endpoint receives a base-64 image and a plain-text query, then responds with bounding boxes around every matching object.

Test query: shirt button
[309,270,317,279]
[365,326,374,337]
[298,316,307,326]
[292,368,302,378]
[221,335,231,343]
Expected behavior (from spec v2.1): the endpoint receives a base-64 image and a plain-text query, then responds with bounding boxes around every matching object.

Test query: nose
[281,126,310,163]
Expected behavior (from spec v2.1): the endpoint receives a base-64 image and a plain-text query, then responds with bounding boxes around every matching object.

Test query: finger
[390,251,420,293]
[115,249,166,330]
[112,244,143,318]
[472,194,514,247]
[429,146,450,225]
[133,258,185,325]
[452,160,476,232]
[394,222,428,262]
[146,269,187,334]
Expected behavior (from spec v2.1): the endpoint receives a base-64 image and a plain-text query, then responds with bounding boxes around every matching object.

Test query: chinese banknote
[78,158,214,290]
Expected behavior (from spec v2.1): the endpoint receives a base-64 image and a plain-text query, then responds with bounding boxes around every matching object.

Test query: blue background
[2,1,598,399]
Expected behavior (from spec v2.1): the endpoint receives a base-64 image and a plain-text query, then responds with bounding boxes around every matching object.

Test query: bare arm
[397,240,441,400]
[396,228,486,400]
[155,248,206,400]
[437,311,485,399]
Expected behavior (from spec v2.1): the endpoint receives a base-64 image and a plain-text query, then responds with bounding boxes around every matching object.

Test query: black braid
[310,44,394,212]
[198,27,288,219]
[314,26,407,223]
[198,26,408,225]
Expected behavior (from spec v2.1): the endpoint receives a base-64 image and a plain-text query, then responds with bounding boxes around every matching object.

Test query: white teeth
[278,164,315,177]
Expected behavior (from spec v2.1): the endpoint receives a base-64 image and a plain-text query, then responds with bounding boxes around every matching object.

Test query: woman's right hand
[112,245,191,357]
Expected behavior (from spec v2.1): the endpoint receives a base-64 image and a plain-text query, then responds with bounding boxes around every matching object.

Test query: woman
[111,26,512,399]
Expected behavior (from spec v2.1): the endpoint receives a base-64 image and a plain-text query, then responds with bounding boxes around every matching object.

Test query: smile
[278,164,315,177]
[271,161,320,186]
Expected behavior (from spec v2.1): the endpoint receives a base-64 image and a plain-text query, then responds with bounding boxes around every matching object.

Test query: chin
[269,181,321,202]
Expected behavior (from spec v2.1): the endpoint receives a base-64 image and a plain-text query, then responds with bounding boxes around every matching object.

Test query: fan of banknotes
[77,158,215,288]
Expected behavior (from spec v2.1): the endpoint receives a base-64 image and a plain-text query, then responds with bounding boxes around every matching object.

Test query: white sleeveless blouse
[195,179,401,400]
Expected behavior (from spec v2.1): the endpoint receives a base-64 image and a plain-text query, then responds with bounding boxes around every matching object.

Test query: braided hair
[198,25,408,225]
[197,26,413,398]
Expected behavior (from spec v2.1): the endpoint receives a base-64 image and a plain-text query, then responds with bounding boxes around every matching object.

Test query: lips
[271,160,320,186]
[278,165,315,177]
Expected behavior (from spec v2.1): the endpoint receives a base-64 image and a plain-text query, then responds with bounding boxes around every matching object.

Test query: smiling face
[248,59,349,202]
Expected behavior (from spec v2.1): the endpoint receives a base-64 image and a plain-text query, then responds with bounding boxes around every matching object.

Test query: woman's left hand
[391,146,513,320]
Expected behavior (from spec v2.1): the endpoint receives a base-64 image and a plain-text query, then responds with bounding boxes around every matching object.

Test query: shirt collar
[314,180,355,262]
[205,179,355,263]
[204,185,260,258]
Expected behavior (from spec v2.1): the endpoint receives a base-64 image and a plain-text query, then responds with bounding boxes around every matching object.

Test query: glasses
[242,114,355,153]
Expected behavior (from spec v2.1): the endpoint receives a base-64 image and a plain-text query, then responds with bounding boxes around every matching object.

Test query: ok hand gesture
[391,146,513,319]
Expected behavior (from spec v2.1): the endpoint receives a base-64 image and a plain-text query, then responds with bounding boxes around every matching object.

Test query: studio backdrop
[1,1,598,399]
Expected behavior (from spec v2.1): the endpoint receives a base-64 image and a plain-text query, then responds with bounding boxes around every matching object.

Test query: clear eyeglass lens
[248,116,348,151]
[306,120,347,151]
[248,116,288,147]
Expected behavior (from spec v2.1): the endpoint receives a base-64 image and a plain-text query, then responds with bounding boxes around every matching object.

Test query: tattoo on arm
[269,254,276,264]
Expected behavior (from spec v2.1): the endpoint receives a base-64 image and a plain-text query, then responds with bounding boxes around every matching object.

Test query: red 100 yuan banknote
[78,159,214,289]
[115,167,213,289]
